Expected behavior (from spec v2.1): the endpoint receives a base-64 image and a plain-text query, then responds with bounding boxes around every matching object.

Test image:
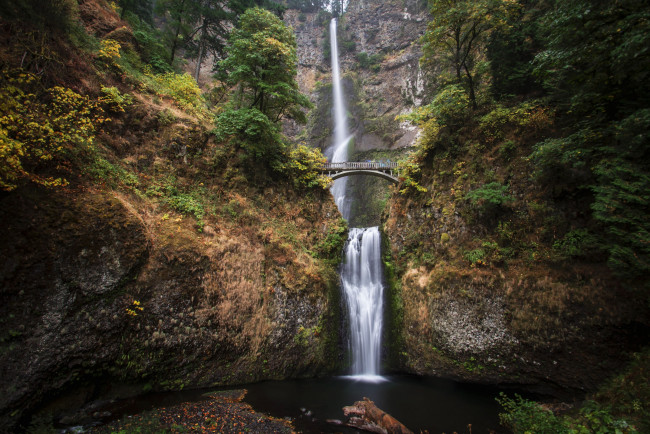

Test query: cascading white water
[341,227,384,378]
[328,19,384,380]
[328,18,353,220]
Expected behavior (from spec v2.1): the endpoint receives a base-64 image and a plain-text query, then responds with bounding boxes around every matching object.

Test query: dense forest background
[0,0,649,432]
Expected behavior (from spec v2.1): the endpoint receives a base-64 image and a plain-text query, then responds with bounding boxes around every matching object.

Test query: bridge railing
[321,162,399,171]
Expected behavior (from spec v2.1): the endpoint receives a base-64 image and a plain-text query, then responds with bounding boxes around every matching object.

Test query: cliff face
[0,178,344,429]
[285,0,430,152]
[0,3,347,423]
[380,112,648,394]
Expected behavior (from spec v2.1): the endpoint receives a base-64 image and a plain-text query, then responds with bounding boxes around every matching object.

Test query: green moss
[381,228,405,370]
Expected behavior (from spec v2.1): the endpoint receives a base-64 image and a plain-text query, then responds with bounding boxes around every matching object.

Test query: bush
[480,101,553,143]
[214,108,283,161]
[465,182,514,213]
[497,393,638,434]
[0,70,105,191]
[276,144,332,189]
[151,72,204,113]
[100,86,133,113]
[552,228,599,259]
[357,52,382,72]
[98,39,122,66]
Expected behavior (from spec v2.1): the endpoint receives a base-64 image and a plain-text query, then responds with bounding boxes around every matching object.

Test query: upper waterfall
[328,18,353,219]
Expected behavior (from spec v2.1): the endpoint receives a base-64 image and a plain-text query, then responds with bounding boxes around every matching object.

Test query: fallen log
[340,397,413,434]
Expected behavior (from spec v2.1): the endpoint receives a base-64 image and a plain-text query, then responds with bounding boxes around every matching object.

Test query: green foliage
[294,324,322,347]
[486,1,544,99]
[398,154,427,196]
[498,394,570,433]
[356,52,383,72]
[128,14,171,72]
[530,1,650,281]
[464,248,486,266]
[218,8,311,124]
[152,72,204,114]
[422,0,518,108]
[0,70,105,191]
[0,0,78,32]
[214,108,283,160]
[117,0,154,22]
[552,229,598,259]
[479,101,553,143]
[315,218,348,259]
[399,84,470,131]
[156,0,196,64]
[146,178,206,228]
[275,144,332,189]
[215,8,311,163]
[100,86,133,113]
[498,393,638,434]
[85,157,139,189]
[465,182,514,212]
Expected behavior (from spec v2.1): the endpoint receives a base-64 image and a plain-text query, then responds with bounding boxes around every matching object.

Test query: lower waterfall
[341,227,385,378]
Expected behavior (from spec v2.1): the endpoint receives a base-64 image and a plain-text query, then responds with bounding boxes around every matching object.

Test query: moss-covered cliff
[382,107,649,394]
[0,1,347,430]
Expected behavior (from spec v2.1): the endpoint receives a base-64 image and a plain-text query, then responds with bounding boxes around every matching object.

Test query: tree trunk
[335,397,413,434]
[463,62,477,109]
[194,22,206,83]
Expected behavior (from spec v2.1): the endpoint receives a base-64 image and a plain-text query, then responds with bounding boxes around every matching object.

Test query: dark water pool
[242,375,523,433]
[83,375,540,433]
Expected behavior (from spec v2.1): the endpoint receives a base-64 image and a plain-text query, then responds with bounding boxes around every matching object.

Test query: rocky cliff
[0,165,345,430]
[285,0,430,152]
[0,2,347,426]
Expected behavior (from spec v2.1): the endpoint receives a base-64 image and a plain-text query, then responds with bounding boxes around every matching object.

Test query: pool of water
[242,375,520,433]
[76,374,541,433]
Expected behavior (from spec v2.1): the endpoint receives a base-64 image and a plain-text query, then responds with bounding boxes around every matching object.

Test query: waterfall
[328,18,353,220]
[328,19,384,380]
[341,227,385,378]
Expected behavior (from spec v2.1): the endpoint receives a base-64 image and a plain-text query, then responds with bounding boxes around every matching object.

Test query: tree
[117,0,154,23]
[215,7,312,159]
[530,0,650,281]
[218,7,311,123]
[421,0,517,109]
[156,0,196,65]
[186,0,231,82]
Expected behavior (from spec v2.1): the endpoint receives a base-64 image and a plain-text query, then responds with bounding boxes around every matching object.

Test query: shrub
[398,154,427,196]
[214,108,283,161]
[276,144,332,190]
[465,182,514,213]
[464,248,486,266]
[151,72,203,113]
[0,70,105,191]
[357,52,383,72]
[480,101,553,143]
[98,39,121,65]
[498,393,638,434]
[100,86,133,113]
[552,228,599,258]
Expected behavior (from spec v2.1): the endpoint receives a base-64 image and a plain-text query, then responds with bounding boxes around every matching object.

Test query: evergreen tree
[531,0,650,281]
[156,0,197,65]
[215,7,311,160]
[117,0,154,23]
[186,0,231,81]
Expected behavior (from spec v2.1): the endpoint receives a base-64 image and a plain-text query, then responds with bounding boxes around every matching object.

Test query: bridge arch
[328,170,398,184]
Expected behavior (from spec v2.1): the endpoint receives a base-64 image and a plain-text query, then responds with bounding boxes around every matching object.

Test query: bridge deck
[320,162,400,183]
[320,162,399,171]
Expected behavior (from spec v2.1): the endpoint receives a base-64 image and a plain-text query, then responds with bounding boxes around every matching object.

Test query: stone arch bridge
[319,162,399,184]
